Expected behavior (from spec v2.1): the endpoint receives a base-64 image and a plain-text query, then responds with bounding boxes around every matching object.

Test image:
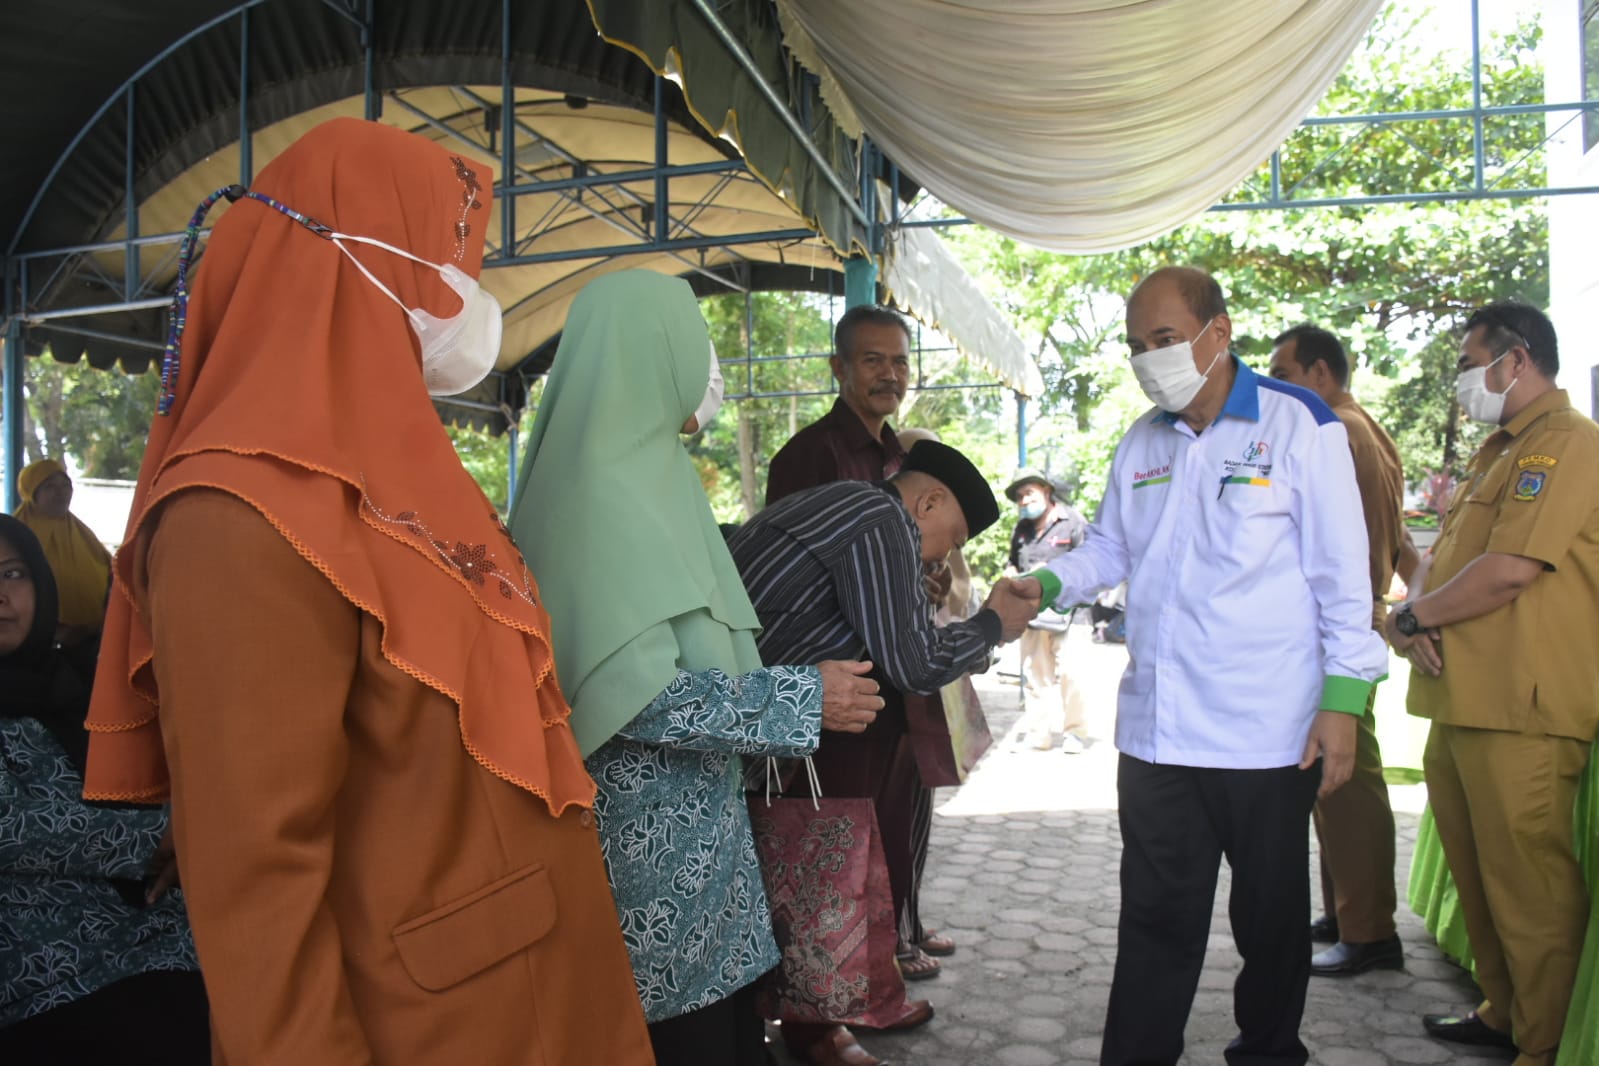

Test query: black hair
[1464,301,1559,378]
[1272,324,1350,388]
[834,305,912,360]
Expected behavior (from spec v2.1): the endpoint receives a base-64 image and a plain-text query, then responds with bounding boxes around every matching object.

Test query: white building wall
[1546,0,1599,419]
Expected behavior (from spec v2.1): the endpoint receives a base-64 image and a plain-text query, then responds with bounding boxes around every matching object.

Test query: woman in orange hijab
[13,458,112,644]
[82,119,652,1065]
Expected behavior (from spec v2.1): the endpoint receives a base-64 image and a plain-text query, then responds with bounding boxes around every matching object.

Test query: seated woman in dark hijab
[0,514,208,1065]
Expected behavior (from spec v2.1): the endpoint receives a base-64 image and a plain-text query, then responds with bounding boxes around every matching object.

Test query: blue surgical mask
[1019,500,1046,520]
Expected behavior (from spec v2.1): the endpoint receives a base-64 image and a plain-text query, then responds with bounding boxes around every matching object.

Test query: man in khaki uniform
[1386,302,1599,1066]
[1269,325,1413,976]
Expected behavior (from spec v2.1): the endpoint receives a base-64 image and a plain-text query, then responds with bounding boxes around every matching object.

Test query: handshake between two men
[813,573,1046,736]
[981,574,1045,641]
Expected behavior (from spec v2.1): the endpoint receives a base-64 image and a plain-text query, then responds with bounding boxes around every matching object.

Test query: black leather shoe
[1422,1011,1517,1051]
[1310,935,1404,976]
[1309,915,1339,943]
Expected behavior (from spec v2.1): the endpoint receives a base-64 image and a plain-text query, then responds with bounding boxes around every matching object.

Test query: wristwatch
[1394,602,1421,637]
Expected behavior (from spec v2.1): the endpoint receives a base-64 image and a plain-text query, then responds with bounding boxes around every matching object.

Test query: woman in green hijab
[509,270,882,1066]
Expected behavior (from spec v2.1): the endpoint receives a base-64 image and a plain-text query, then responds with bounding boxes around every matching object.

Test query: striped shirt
[729,481,1002,692]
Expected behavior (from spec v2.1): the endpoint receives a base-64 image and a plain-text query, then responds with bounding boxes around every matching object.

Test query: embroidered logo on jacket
[1517,454,1558,469]
[1513,470,1546,501]
[1132,464,1172,489]
[1221,440,1273,485]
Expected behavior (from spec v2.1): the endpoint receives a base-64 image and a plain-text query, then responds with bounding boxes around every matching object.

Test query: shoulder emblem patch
[1517,454,1558,469]
[1512,470,1546,501]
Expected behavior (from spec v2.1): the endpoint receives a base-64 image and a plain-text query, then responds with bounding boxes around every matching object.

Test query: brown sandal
[894,943,941,980]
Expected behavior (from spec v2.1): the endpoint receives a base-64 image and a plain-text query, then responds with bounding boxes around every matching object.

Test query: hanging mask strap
[158,186,460,415]
[321,233,441,327]
[157,186,336,416]
[158,184,243,414]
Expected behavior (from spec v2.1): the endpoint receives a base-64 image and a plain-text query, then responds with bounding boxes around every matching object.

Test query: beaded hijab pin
[157,155,477,414]
[156,184,334,416]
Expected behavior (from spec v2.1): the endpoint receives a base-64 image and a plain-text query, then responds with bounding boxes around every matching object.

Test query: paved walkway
[773,635,1505,1066]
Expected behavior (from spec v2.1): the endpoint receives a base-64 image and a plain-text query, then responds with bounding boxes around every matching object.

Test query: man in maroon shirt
[766,306,911,503]
[764,307,962,1066]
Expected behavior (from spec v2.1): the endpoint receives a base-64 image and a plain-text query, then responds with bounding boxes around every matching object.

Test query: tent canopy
[0,0,1042,435]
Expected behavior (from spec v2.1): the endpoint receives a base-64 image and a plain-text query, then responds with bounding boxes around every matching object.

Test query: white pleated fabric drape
[883,223,1045,396]
[775,0,1385,253]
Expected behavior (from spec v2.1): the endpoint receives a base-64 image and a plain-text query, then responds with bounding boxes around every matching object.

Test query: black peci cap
[902,440,1000,536]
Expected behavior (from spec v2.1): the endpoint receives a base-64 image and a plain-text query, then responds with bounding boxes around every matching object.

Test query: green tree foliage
[951,4,1546,513]
[691,290,837,521]
[682,289,1022,578]
[448,421,518,513]
[20,357,159,479]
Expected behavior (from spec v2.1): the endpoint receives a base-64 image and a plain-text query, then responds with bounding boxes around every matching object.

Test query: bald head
[1128,267,1227,328]
[1125,267,1232,359]
[1124,266,1236,429]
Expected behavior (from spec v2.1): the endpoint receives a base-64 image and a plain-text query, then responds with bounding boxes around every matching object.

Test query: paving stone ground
[769,634,1505,1066]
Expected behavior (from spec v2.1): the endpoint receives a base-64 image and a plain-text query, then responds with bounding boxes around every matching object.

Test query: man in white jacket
[1016,267,1388,1066]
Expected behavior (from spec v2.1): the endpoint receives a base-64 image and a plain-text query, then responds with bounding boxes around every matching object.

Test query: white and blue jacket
[1040,358,1388,769]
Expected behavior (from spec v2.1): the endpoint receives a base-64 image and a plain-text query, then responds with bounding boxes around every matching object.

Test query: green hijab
[509,270,764,756]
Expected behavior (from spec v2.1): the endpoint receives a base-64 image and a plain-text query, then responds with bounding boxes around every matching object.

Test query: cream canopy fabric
[775,0,1385,254]
[884,223,1044,397]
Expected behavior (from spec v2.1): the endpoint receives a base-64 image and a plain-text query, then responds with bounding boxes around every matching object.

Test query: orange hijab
[84,118,593,814]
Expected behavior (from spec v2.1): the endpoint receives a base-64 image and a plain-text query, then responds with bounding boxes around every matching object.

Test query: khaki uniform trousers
[1017,625,1086,746]
[1312,691,1397,941]
[1424,723,1591,1065]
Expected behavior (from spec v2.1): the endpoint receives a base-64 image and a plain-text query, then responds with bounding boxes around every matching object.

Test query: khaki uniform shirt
[1332,394,1406,630]
[1407,390,1599,740]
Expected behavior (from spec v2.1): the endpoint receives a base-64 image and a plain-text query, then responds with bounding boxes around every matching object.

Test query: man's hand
[1009,575,1042,601]
[1300,710,1357,798]
[922,561,953,608]
[981,577,1041,642]
[1383,608,1443,677]
[817,659,884,733]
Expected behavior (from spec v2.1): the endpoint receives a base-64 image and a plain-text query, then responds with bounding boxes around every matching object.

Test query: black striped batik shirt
[728,481,1001,694]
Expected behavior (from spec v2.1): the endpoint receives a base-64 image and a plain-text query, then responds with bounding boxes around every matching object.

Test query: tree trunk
[737,402,760,519]
[737,308,761,518]
[24,362,68,464]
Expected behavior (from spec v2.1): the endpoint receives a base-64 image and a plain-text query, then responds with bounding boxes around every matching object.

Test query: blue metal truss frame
[0,0,881,507]
[6,0,1598,504]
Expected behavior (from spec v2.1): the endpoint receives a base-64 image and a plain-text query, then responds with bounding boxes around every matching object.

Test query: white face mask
[1456,352,1516,424]
[688,339,724,432]
[330,233,504,397]
[1131,317,1222,413]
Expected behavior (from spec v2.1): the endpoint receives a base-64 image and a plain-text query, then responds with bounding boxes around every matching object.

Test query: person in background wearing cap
[730,439,1038,1066]
[1004,470,1089,753]
[1012,266,1387,1066]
